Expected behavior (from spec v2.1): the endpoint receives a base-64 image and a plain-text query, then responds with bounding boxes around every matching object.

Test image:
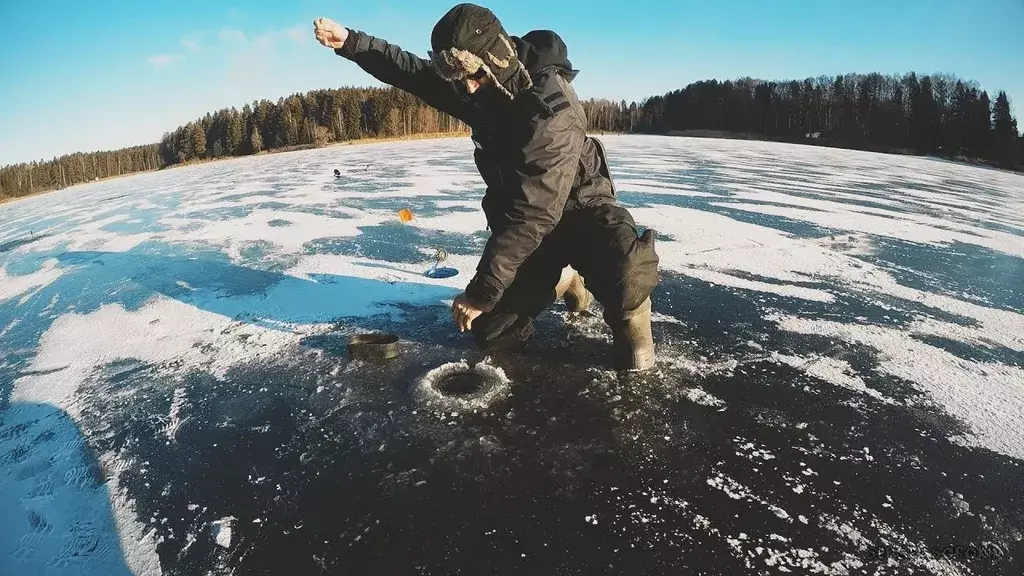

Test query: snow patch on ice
[733,440,777,462]
[770,352,895,403]
[818,510,966,575]
[161,385,188,442]
[10,211,157,257]
[631,204,845,302]
[681,386,725,408]
[663,354,739,378]
[211,517,236,548]
[770,313,1024,460]
[159,208,372,257]
[719,196,1021,258]
[404,211,487,235]
[609,483,867,575]
[616,178,721,197]
[287,252,473,294]
[706,472,792,521]
[11,297,293,414]
[0,259,64,303]
[101,451,163,576]
[650,312,685,325]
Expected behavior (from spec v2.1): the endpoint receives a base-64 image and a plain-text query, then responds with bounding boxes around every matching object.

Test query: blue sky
[1,0,1021,166]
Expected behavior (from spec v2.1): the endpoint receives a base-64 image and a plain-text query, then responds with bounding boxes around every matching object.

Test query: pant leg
[565,203,659,316]
[470,229,568,350]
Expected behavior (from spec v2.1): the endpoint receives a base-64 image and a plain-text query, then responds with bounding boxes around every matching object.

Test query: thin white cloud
[147,54,183,68]
[180,37,201,52]
[224,24,311,98]
[251,25,304,51]
[154,23,307,79]
[253,33,275,51]
[180,30,216,52]
[285,25,307,45]
[175,24,304,57]
[218,28,248,45]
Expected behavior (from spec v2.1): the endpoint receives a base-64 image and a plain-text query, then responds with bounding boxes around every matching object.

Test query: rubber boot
[605,297,655,371]
[554,266,593,313]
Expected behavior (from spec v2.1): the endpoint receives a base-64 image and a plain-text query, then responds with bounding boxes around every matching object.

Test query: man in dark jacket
[314,4,660,370]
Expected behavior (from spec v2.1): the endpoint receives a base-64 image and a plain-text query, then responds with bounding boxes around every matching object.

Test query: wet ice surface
[1,135,1023,575]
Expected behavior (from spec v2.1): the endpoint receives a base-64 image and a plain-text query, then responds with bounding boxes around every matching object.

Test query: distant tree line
[156,86,468,166]
[580,72,1022,168]
[1,71,1020,201]
[1,86,467,201]
[0,144,162,201]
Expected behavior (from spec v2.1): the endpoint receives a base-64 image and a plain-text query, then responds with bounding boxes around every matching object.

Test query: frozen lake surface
[1,135,1022,574]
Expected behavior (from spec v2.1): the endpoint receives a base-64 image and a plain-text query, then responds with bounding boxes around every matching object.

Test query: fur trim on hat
[429,36,532,99]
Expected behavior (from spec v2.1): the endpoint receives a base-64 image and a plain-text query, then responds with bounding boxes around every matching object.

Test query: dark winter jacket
[336,29,617,312]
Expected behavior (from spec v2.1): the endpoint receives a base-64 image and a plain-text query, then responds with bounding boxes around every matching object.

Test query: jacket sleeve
[464,104,586,312]
[335,29,466,120]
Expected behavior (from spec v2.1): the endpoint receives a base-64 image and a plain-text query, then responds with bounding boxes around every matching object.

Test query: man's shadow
[49,246,462,329]
[44,247,613,365]
[0,402,138,575]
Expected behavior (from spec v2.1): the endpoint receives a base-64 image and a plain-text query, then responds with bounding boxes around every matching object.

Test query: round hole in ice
[437,371,484,396]
[416,360,511,410]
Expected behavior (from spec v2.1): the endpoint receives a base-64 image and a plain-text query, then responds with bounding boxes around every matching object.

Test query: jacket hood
[516,30,577,82]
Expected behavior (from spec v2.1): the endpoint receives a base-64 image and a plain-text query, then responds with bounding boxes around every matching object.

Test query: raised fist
[313,17,348,49]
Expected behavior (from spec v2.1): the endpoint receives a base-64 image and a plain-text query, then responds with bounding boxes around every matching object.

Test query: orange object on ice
[398,208,414,222]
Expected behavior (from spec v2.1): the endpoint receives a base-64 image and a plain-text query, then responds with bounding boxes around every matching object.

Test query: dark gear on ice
[330,3,660,370]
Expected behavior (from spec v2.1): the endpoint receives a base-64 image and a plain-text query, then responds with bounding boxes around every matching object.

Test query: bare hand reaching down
[451,293,484,332]
[313,18,348,49]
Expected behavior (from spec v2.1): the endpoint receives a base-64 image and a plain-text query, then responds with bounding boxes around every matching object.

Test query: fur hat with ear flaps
[429,3,533,98]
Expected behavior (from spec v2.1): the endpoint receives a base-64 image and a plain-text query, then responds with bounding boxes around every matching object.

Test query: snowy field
[1,134,1022,575]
